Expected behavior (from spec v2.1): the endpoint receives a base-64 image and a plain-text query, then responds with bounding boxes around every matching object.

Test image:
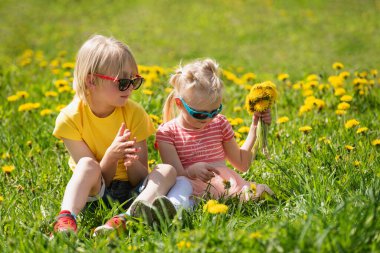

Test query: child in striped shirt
[156,59,274,203]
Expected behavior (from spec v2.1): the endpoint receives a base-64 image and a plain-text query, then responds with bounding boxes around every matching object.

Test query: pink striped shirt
[156,114,235,168]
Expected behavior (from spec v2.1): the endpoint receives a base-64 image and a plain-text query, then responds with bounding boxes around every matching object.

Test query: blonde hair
[163,58,223,122]
[73,35,138,104]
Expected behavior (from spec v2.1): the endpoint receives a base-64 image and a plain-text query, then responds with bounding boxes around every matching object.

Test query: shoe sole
[152,196,177,224]
[130,200,154,226]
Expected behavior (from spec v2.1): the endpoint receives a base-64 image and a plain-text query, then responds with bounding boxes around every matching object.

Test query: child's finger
[117,123,126,137]
[206,166,220,175]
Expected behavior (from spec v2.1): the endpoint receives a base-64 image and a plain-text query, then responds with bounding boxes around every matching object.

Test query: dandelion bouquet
[245,81,278,159]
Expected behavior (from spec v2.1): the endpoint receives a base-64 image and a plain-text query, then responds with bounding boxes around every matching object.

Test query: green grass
[0,0,379,252]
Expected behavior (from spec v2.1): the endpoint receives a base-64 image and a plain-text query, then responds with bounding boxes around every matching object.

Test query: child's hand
[186,162,220,182]
[254,183,274,199]
[253,109,272,126]
[107,123,141,162]
[123,136,141,167]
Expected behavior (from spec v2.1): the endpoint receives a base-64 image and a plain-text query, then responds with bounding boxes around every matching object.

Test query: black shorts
[86,178,147,210]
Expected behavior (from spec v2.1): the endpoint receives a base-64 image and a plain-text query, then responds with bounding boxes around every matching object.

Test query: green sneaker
[152,196,177,224]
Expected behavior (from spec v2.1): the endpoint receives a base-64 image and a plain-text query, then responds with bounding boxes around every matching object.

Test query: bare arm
[224,110,271,172]
[157,141,187,176]
[124,140,149,186]
[157,141,220,182]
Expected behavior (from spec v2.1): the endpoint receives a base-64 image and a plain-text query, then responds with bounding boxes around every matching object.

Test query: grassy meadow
[0,0,379,252]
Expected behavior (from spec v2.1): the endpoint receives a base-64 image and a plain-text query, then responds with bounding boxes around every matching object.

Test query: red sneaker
[93,215,127,236]
[53,210,77,234]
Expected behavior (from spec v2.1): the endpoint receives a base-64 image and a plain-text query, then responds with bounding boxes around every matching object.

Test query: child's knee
[155,164,177,184]
[75,157,101,177]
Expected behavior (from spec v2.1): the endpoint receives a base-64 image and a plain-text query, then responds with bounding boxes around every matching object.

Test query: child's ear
[86,75,96,89]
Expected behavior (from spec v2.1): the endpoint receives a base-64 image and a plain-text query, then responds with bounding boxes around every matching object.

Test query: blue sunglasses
[180,97,223,120]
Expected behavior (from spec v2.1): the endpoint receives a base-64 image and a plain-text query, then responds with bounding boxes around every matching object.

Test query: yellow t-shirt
[53,98,155,181]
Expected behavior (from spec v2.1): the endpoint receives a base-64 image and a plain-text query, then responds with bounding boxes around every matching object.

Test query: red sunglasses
[93,73,144,91]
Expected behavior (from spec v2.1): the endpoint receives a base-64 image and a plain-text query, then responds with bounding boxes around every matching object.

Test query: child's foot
[51,210,77,237]
[152,196,177,224]
[130,200,154,225]
[93,214,127,236]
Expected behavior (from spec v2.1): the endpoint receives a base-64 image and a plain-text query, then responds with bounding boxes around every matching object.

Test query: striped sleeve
[156,123,175,145]
[219,115,235,141]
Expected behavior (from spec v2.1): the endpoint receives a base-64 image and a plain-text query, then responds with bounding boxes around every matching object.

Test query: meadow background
[0,0,379,252]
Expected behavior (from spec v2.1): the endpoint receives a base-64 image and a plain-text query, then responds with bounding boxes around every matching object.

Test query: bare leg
[127,164,176,210]
[61,157,102,215]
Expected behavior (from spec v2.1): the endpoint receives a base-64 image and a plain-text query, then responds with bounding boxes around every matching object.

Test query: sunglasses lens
[132,78,143,90]
[118,79,130,91]
[193,113,208,119]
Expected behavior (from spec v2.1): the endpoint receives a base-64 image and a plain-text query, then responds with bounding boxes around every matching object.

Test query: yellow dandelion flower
[337,102,350,110]
[314,99,325,109]
[244,84,253,90]
[228,118,244,126]
[61,62,75,69]
[339,71,350,79]
[335,155,341,162]
[45,91,58,97]
[55,104,66,111]
[253,100,270,112]
[328,75,344,87]
[370,69,377,77]
[2,165,15,173]
[372,139,380,146]
[142,89,153,95]
[299,126,312,133]
[333,62,344,70]
[2,153,10,159]
[241,72,256,82]
[40,109,53,116]
[58,86,72,93]
[54,79,69,88]
[177,240,191,249]
[276,116,289,124]
[302,89,314,97]
[319,137,332,144]
[335,110,346,115]
[249,231,262,239]
[0,196,3,202]
[208,204,228,214]
[238,126,250,134]
[340,95,353,102]
[345,145,354,151]
[234,132,242,139]
[164,87,173,93]
[292,82,302,90]
[277,73,289,81]
[7,95,19,102]
[39,61,47,68]
[345,119,360,129]
[127,245,138,251]
[356,127,368,134]
[18,103,41,112]
[358,71,368,78]
[298,104,313,115]
[233,106,242,112]
[203,200,228,214]
[16,91,29,98]
[250,183,256,191]
[304,96,316,105]
[353,161,361,167]
[334,88,346,96]
[306,74,319,82]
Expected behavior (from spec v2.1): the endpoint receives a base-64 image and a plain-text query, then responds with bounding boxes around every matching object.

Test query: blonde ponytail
[163,90,176,123]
